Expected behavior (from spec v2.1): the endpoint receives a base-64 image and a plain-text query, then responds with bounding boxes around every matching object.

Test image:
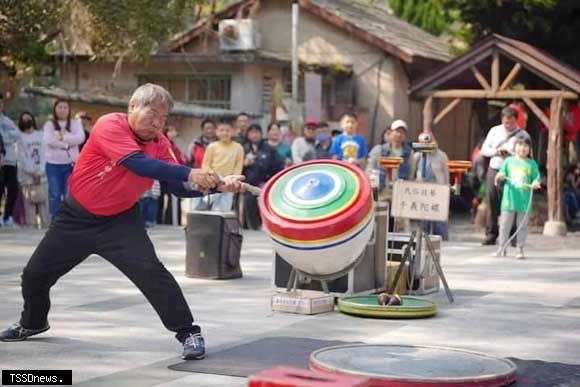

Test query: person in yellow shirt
[201,121,244,211]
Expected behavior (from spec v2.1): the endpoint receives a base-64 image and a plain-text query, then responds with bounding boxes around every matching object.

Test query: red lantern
[508,103,527,130]
[540,104,580,141]
[563,104,580,141]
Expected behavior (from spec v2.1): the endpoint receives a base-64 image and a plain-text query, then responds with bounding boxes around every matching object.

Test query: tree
[443,0,580,69]
[387,0,450,36]
[387,0,580,69]
[0,0,219,78]
[0,0,65,74]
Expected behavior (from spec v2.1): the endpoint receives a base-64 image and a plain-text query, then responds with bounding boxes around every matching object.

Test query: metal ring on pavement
[310,344,518,387]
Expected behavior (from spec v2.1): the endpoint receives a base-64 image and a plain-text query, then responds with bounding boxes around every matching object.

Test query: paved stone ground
[0,218,579,386]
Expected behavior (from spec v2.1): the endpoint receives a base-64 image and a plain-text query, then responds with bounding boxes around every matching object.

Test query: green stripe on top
[268,164,360,221]
[339,296,436,309]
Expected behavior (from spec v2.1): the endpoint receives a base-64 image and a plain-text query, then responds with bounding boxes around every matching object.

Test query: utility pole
[291,0,299,102]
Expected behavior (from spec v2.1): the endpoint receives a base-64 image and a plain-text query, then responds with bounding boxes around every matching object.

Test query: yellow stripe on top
[268,209,374,246]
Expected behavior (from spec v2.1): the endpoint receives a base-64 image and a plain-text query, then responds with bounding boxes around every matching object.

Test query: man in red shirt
[0,84,244,361]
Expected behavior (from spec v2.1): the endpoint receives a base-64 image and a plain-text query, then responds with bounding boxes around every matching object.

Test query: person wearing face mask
[0,84,245,362]
[16,112,49,228]
[291,118,317,164]
[303,122,332,161]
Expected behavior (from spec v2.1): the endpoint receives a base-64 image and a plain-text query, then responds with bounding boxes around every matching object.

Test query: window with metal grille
[138,74,231,109]
[187,75,231,109]
[137,75,186,102]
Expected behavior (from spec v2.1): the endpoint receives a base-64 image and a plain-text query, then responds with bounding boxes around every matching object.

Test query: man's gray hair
[129,83,174,110]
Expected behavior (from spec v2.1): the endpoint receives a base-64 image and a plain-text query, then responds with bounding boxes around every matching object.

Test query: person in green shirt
[494,136,541,259]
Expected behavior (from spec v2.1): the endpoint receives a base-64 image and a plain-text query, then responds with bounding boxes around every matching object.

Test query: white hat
[390,119,408,131]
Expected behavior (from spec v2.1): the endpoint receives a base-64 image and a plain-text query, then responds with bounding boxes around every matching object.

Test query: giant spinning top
[259,160,374,278]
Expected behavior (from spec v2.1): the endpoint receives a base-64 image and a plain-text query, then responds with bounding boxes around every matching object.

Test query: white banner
[392,180,450,222]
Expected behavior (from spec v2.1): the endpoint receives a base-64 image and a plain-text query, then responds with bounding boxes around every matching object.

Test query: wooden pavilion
[410,34,580,236]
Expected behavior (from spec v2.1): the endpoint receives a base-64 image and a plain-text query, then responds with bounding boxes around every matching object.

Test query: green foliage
[0,0,65,71]
[0,0,208,77]
[444,0,557,38]
[443,0,580,68]
[388,0,450,36]
[386,0,580,68]
[80,0,199,60]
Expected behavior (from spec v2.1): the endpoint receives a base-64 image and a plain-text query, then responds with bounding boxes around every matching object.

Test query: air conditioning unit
[218,19,260,51]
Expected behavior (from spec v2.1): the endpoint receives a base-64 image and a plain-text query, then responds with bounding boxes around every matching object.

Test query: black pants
[241,192,261,230]
[485,168,502,238]
[0,165,18,221]
[157,182,181,225]
[19,195,199,342]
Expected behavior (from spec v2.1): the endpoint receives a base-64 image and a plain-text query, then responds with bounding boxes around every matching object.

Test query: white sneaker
[3,217,15,228]
[516,247,525,260]
[494,248,507,257]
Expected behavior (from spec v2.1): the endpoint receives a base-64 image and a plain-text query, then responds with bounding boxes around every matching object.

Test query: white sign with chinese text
[391,180,450,222]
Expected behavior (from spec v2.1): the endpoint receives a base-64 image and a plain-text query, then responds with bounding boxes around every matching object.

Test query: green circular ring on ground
[268,165,360,220]
[337,296,437,319]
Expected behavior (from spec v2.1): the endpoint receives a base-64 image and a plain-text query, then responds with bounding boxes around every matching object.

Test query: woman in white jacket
[43,100,85,219]
[17,112,49,227]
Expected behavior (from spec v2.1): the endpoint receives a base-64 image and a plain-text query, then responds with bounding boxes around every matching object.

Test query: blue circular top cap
[282,170,345,209]
[291,172,334,200]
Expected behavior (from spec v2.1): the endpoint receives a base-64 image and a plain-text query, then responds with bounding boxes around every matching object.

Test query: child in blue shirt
[330,112,368,168]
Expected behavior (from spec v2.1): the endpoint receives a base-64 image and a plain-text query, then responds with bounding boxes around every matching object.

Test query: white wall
[231,64,263,114]
[255,0,400,145]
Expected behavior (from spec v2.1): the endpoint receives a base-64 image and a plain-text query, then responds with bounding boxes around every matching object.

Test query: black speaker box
[185,211,243,279]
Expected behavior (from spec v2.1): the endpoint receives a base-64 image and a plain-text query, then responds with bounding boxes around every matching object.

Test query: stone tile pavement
[0,219,579,386]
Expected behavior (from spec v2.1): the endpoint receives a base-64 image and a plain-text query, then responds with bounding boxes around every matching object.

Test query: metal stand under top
[284,252,368,294]
[286,268,330,293]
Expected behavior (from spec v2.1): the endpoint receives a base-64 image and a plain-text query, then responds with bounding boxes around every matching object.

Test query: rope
[498,177,535,251]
